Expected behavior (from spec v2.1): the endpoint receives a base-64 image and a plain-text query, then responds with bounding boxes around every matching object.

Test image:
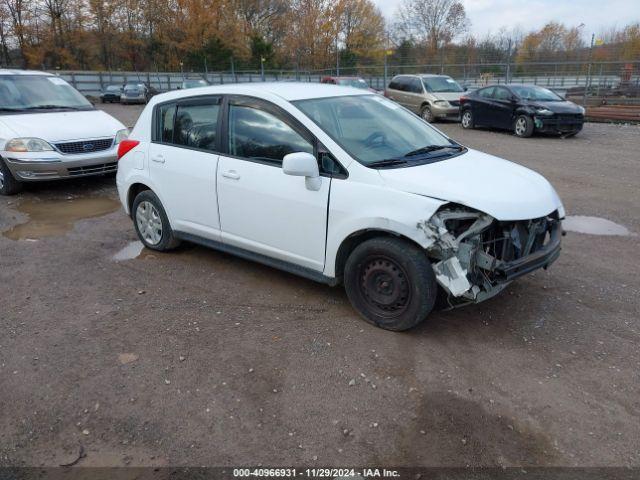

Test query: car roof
[152,82,374,103]
[0,69,53,76]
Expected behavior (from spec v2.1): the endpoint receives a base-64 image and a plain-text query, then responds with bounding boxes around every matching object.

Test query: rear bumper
[3,149,118,181]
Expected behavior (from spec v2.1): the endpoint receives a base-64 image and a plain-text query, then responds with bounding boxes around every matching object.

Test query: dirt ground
[1,102,639,468]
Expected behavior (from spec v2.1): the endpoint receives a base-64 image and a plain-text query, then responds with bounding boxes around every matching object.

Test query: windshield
[337,78,369,89]
[106,85,121,92]
[510,85,563,102]
[422,76,464,93]
[124,84,143,91]
[0,75,93,111]
[294,95,457,166]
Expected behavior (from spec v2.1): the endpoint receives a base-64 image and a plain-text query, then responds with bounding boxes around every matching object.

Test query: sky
[372,0,640,39]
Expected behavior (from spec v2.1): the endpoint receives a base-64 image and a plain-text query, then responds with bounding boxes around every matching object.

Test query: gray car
[385,74,466,122]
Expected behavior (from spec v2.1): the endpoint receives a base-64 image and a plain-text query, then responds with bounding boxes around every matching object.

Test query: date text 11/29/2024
[233,468,400,478]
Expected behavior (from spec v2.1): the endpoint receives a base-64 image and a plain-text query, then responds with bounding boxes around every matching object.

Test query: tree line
[0,0,638,72]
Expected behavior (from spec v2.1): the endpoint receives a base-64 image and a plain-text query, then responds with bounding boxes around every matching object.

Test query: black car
[460,84,585,137]
[100,84,123,103]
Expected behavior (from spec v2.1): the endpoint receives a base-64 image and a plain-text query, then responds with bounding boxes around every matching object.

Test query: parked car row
[100,78,211,105]
[379,73,585,137]
[100,82,160,104]
[1,69,566,332]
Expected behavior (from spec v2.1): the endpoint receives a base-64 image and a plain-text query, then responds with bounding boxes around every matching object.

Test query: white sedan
[116,83,565,331]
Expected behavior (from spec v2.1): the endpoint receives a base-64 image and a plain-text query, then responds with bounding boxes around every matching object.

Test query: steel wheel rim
[422,108,432,122]
[515,117,527,135]
[358,255,411,318]
[136,201,163,245]
[0,169,4,189]
[462,111,471,128]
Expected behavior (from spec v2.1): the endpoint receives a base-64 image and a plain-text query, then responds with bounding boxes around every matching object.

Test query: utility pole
[583,33,595,107]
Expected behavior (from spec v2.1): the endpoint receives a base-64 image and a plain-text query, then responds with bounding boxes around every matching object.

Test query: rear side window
[157,103,176,143]
[388,78,402,90]
[155,97,220,151]
[174,102,220,151]
[493,87,512,100]
[228,102,313,164]
[478,87,495,98]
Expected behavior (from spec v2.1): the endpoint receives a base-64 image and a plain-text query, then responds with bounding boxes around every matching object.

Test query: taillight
[117,139,140,160]
[460,96,468,103]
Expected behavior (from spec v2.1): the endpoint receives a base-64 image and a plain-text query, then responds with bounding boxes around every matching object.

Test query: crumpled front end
[417,205,562,307]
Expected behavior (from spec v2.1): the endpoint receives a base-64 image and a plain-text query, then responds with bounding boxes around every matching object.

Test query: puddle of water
[113,241,145,261]
[563,215,633,236]
[3,196,121,241]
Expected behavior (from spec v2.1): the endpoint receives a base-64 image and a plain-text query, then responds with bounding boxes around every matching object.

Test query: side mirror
[283,152,321,191]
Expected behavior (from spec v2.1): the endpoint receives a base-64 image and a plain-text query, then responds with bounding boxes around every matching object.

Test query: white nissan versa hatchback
[0,70,129,195]
[116,83,565,331]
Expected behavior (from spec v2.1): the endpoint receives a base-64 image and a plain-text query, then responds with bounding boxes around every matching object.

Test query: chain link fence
[56,60,640,106]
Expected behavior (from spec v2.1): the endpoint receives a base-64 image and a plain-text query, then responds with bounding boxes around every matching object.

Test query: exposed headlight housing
[115,128,130,145]
[434,100,448,106]
[5,138,54,152]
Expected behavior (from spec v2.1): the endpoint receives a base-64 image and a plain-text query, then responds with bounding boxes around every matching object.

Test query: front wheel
[514,115,534,138]
[461,109,474,129]
[0,158,23,196]
[132,190,180,251]
[344,237,438,331]
[420,105,434,123]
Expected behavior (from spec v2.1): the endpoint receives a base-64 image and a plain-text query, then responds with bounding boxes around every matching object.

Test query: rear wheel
[461,109,474,129]
[132,190,180,251]
[0,158,23,196]
[344,237,438,331]
[514,115,534,138]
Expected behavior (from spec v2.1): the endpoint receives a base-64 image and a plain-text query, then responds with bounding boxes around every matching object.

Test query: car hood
[0,110,125,142]
[526,100,582,114]
[433,91,465,102]
[378,149,563,221]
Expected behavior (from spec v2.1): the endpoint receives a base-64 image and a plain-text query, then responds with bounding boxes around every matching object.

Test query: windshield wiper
[404,144,463,157]
[367,158,408,168]
[24,105,84,110]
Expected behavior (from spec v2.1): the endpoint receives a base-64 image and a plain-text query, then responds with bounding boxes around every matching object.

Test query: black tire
[461,109,474,129]
[0,158,23,196]
[514,114,534,138]
[131,190,180,251]
[420,105,435,123]
[344,237,438,331]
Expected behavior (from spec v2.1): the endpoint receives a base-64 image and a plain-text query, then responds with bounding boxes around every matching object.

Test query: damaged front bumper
[418,206,562,307]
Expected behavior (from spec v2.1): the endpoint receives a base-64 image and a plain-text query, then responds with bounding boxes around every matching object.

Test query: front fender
[324,180,447,277]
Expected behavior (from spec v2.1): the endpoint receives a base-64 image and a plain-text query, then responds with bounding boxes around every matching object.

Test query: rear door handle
[221,170,240,180]
[151,155,165,164]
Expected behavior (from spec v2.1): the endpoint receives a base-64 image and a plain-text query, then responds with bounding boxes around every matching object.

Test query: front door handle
[151,155,165,164]
[221,170,240,180]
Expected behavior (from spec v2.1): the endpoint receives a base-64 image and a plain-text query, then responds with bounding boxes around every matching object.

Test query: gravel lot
[1,102,639,468]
